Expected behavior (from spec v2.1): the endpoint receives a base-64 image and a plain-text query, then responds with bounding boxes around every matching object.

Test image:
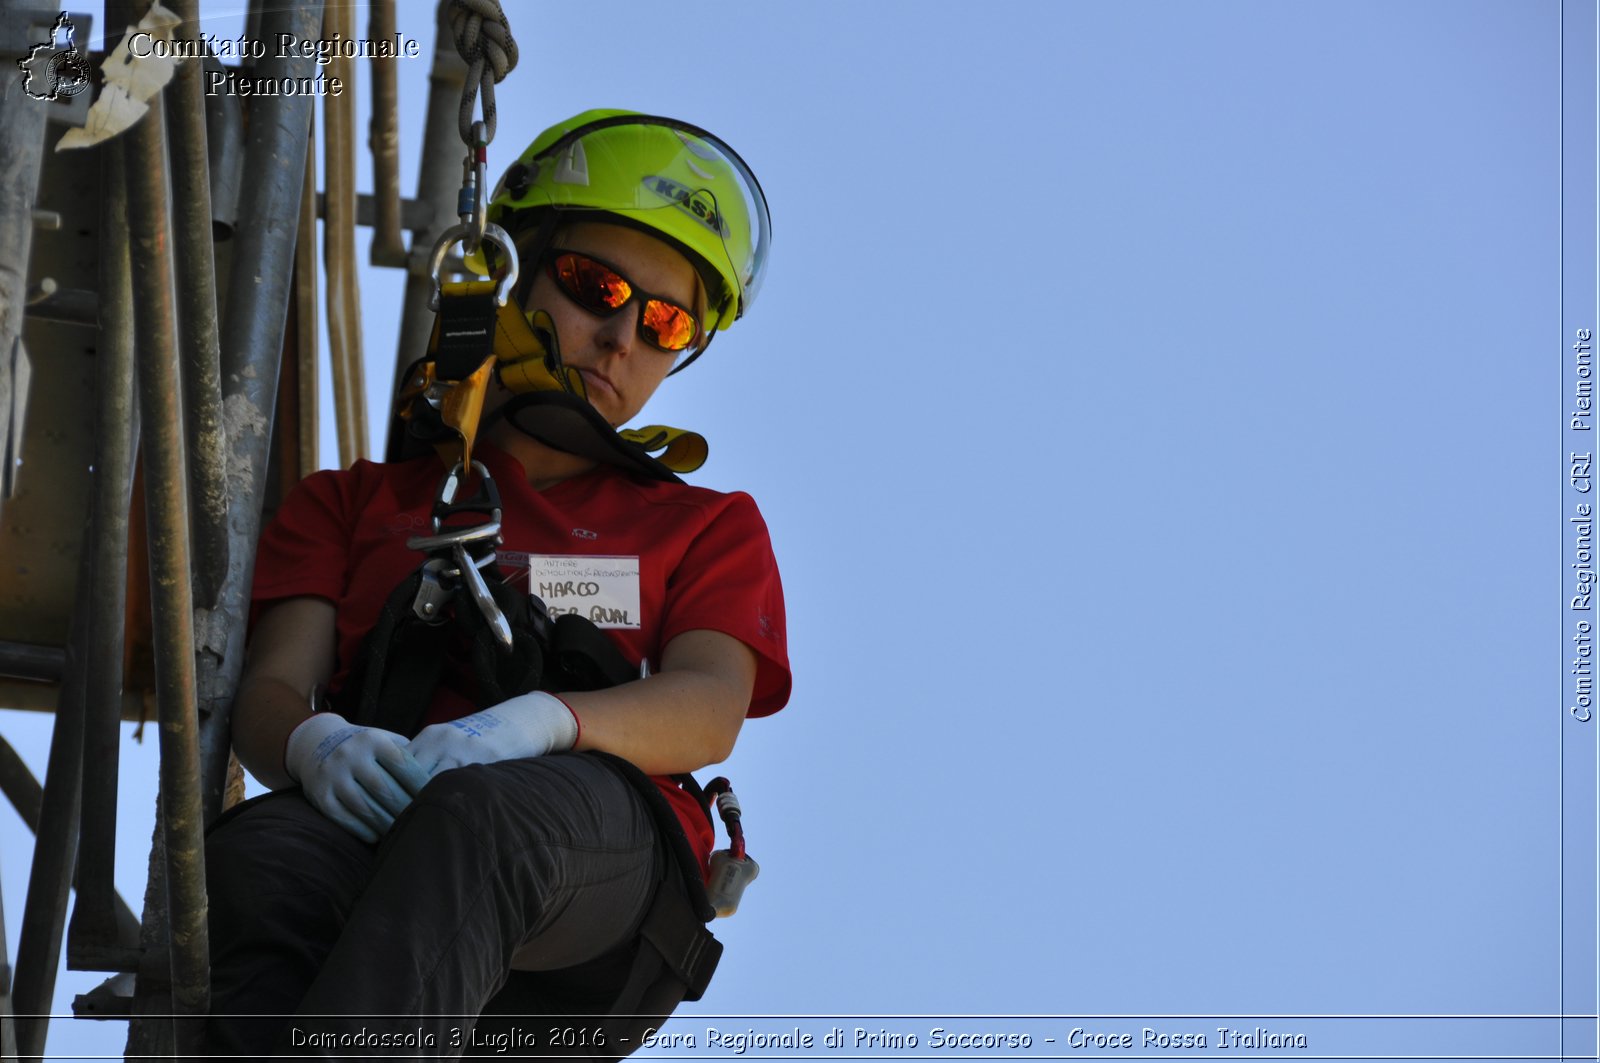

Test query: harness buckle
[411,558,454,622]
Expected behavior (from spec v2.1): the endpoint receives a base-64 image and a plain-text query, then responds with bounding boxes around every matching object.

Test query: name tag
[526,554,641,630]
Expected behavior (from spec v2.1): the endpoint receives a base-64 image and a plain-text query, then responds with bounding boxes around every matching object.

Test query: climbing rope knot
[447,0,518,144]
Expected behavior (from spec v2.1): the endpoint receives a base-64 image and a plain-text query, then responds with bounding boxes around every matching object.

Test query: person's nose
[591,301,638,358]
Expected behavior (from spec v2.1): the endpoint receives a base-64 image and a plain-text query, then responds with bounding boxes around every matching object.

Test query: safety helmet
[484,109,771,350]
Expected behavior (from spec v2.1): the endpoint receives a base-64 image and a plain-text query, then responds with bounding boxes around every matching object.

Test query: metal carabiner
[469,120,489,251]
[432,458,503,526]
[408,458,515,649]
[434,459,498,517]
[406,520,502,554]
[454,120,492,254]
[427,221,520,311]
[455,542,514,649]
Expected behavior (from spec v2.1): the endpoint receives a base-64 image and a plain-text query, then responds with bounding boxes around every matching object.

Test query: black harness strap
[433,289,500,379]
[589,752,721,994]
[337,571,545,739]
[493,391,686,483]
[526,751,720,1063]
[336,571,447,737]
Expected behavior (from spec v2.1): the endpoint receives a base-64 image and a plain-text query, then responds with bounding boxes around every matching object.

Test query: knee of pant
[390,765,531,865]
[206,796,371,910]
[407,759,587,846]
[205,809,276,892]
[412,761,504,812]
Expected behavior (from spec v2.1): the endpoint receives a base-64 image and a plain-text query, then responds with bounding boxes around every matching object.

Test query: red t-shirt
[250,442,790,865]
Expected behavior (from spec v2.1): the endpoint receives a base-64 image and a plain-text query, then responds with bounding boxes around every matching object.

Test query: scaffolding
[0,1,477,1054]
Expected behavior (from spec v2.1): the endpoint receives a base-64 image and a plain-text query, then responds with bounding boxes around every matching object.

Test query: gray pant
[206,753,664,1059]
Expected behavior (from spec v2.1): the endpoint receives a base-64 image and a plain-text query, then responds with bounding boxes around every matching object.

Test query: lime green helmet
[485,109,771,355]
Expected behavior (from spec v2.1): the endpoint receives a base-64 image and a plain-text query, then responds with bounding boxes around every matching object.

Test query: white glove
[285,712,432,844]
[408,692,580,777]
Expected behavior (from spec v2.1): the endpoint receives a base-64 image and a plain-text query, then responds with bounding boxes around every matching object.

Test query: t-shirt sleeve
[250,469,356,618]
[660,492,791,717]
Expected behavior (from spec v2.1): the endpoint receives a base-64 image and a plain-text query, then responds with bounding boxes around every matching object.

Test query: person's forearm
[233,596,338,789]
[560,668,747,775]
[240,662,746,783]
[232,675,316,789]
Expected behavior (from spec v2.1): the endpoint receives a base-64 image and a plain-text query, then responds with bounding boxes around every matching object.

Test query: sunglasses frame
[542,248,702,354]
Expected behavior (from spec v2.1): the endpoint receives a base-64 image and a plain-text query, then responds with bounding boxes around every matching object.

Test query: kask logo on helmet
[641,176,730,237]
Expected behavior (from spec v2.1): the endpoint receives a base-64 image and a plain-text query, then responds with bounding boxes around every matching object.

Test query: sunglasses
[544,250,700,353]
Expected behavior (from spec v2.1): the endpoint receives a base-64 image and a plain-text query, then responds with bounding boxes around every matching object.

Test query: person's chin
[583,395,623,428]
[578,384,619,421]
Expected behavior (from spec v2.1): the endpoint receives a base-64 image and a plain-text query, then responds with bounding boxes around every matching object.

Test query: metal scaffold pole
[186,0,324,832]
[1,6,75,1056]
[124,0,327,1051]
[323,0,368,467]
[65,127,142,979]
[124,64,210,1058]
[165,0,230,615]
[3,0,421,1051]
[0,0,51,512]
[1,847,16,1061]
[387,1,468,458]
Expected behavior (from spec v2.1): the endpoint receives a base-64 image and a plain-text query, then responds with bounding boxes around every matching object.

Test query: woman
[205,110,789,1059]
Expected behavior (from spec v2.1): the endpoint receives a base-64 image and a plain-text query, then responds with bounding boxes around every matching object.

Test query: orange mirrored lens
[556,254,631,310]
[642,300,696,351]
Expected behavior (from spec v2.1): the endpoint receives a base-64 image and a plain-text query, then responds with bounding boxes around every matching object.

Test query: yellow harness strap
[619,426,709,474]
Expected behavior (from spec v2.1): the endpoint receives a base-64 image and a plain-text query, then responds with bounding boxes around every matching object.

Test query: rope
[447,0,518,144]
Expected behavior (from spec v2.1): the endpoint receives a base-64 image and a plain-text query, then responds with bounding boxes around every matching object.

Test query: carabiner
[456,541,514,649]
[427,221,520,311]
[470,121,489,249]
[431,459,502,529]
[405,459,515,649]
[406,521,502,554]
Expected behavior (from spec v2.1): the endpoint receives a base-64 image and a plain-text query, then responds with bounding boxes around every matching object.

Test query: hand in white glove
[284,712,432,844]
[408,691,580,777]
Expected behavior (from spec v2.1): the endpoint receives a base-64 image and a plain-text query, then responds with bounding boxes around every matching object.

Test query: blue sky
[0,1,1592,1059]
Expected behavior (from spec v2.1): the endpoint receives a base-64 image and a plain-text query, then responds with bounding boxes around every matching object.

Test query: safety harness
[342,214,754,1054]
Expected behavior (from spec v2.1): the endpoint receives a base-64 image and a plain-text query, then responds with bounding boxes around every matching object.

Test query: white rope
[447,0,518,144]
